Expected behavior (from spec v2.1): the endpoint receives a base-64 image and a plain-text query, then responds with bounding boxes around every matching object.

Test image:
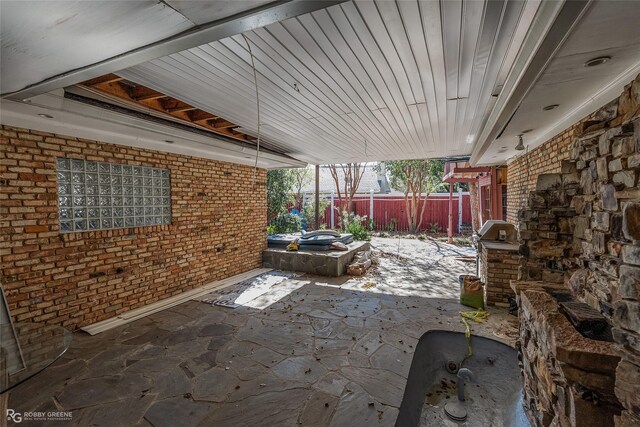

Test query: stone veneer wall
[514,282,621,427]
[0,125,267,329]
[506,116,594,224]
[515,74,640,426]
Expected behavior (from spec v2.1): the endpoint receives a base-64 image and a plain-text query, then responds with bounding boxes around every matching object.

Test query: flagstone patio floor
[7,237,518,426]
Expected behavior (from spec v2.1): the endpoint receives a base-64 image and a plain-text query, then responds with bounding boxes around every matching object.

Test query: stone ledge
[519,289,620,374]
[262,241,371,277]
[510,280,568,296]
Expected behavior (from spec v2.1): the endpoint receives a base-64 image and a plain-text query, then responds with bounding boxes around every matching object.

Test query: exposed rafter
[79,74,247,143]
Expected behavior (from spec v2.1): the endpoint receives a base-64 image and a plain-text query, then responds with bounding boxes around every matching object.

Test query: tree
[469,181,481,233]
[266,169,294,219]
[328,163,367,213]
[385,159,444,233]
[289,167,312,210]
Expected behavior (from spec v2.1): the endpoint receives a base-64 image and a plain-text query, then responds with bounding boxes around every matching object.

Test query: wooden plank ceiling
[116,0,538,164]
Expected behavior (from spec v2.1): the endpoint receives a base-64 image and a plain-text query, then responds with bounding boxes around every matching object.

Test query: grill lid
[477,220,517,242]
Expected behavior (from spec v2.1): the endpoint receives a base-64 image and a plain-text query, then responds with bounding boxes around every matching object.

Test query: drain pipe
[315,164,320,229]
[475,236,481,277]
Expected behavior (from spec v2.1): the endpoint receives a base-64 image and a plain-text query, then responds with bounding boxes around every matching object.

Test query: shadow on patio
[8,239,516,427]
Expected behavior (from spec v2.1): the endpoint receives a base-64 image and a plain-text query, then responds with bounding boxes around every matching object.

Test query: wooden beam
[211,120,236,129]
[189,110,217,122]
[167,105,197,113]
[135,92,168,102]
[82,73,123,87]
[79,73,251,145]
[450,166,492,174]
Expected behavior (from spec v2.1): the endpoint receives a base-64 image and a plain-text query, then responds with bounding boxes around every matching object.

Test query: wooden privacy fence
[310,192,471,233]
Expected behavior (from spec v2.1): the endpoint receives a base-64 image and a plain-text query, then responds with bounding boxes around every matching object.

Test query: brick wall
[506,116,594,224]
[479,245,519,307]
[0,125,267,329]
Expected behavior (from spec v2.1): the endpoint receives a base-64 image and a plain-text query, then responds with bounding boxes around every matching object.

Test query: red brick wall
[506,117,593,224]
[479,245,520,307]
[0,125,267,329]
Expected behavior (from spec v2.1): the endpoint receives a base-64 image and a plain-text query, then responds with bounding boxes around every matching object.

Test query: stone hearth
[513,282,621,426]
[515,73,640,426]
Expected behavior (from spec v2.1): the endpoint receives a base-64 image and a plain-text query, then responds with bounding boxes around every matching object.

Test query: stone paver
[7,237,517,426]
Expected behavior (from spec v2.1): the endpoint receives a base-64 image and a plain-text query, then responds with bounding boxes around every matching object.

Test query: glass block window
[56,158,171,232]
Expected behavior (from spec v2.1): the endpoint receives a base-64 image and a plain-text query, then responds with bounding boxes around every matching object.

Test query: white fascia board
[0,91,306,169]
[469,0,592,165]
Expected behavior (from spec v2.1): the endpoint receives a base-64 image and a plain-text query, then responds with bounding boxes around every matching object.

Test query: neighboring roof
[301,165,389,194]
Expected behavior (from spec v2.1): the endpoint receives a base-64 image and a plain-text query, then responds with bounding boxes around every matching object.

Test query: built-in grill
[476,220,520,307]
[476,220,518,243]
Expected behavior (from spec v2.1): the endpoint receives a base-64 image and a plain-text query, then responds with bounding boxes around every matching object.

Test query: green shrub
[302,197,330,230]
[340,211,371,241]
[429,222,441,233]
[268,212,301,234]
[385,218,398,231]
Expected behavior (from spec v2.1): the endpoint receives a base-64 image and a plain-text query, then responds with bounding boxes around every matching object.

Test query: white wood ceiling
[0,1,191,94]
[0,0,277,95]
[119,0,539,164]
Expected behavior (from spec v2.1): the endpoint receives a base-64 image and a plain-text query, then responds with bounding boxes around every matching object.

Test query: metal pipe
[456,368,476,402]
[315,164,320,230]
[448,183,454,243]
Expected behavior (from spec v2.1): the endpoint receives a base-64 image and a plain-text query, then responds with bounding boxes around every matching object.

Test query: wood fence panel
[319,194,471,233]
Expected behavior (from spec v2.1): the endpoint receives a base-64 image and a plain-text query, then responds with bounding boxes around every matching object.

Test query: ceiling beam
[210,119,236,129]
[189,110,217,122]
[81,73,124,86]
[79,74,249,143]
[135,92,168,102]
[167,105,197,113]
[3,0,349,100]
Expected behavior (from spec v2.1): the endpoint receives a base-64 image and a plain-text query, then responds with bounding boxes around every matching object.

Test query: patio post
[369,189,374,224]
[315,164,320,229]
[330,191,335,229]
[448,183,454,243]
[458,187,462,233]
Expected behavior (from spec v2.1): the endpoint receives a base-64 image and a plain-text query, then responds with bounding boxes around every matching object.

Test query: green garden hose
[460,310,489,362]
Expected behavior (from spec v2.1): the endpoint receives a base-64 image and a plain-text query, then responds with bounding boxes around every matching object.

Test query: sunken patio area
[7,237,517,426]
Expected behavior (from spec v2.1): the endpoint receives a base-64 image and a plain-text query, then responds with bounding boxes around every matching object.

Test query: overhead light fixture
[515,135,525,151]
[543,104,559,111]
[163,139,175,144]
[466,135,475,144]
[585,56,611,67]
[38,113,54,119]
